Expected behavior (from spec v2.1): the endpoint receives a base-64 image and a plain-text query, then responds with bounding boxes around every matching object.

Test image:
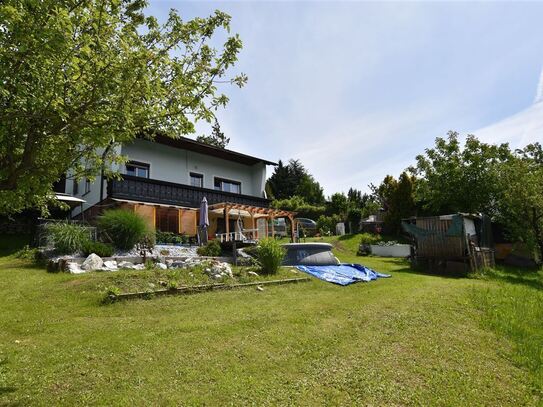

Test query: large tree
[266,159,324,205]
[410,131,511,216]
[0,0,246,215]
[497,143,543,262]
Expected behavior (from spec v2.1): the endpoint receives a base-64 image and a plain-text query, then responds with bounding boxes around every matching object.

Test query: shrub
[359,233,381,245]
[197,240,222,257]
[256,238,285,274]
[82,241,114,257]
[316,214,341,236]
[155,231,183,244]
[98,209,149,250]
[46,222,91,254]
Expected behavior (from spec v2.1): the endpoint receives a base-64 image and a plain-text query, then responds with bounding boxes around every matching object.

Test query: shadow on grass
[482,266,543,291]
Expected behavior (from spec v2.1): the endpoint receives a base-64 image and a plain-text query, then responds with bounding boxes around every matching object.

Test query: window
[84,178,91,194]
[126,161,149,178]
[214,177,241,194]
[73,179,79,195]
[190,172,203,188]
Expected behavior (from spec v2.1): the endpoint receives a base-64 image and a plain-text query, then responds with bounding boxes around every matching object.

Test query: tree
[410,131,511,216]
[0,1,246,215]
[197,119,230,148]
[497,143,543,262]
[327,192,349,220]
[266,159,324,205]
[371,172,416,234]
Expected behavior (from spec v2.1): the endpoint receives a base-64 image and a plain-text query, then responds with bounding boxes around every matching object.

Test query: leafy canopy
[0,0,246,215]
[410,131,511,216]
[266,159,325,205]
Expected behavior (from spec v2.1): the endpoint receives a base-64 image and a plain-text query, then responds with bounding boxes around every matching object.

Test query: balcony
[107,175,270,208]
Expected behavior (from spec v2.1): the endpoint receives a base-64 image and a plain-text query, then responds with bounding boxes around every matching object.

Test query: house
[64,134,296,241]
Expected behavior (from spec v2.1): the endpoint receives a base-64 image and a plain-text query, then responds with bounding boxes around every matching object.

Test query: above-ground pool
[282,243,339,266]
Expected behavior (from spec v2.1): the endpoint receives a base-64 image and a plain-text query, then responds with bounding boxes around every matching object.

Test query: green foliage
[0,3,246,215]
[155,231,185,245]
[271,195,325,220]
[256,238,285,274]
[196,119,230,148]
[359,233,381,245]
[346,208,363,233]
[266,159,325,205]
[495,143,543,261]
[197,240,222,257]
[98,209,149,251]
[371,172,416,235]
[410,132,511,216]
[316,214,341,236]
[46,222,91,254]
[82,241,114,258]
[327,193,349,220]
[14,245,42,263]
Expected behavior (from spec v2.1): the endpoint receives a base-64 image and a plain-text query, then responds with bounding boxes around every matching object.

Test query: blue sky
[147,1,543,195]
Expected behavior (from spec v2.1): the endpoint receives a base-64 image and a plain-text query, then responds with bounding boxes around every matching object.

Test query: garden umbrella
[198,197,209,245]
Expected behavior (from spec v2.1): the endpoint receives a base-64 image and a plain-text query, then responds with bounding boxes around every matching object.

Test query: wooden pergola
[208,202,297,242]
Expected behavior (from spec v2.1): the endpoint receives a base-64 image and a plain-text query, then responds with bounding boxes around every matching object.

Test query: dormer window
[126,161,149,178]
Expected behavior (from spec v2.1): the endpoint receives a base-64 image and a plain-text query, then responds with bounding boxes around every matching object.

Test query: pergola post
[270,215,275,239]
[288,214,296,243]
[250,211,256,239]
[225,205,230,242]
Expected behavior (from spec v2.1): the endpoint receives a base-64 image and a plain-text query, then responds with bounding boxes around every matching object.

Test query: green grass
[0,234,541,405]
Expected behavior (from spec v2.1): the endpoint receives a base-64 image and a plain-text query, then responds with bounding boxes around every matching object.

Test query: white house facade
[66,135,294,240]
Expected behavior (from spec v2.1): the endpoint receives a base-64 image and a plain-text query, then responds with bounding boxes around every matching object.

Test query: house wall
[68,140,269,218]
[121,139,267,197]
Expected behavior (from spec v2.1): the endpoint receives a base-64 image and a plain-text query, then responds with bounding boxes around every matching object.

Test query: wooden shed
[402,213,495,273]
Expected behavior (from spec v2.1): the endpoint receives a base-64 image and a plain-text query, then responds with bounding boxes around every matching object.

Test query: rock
[166,259,173,267]
[247,271,259,277]
[67,262,85,274]
[133,263,145,270]
[103,260,118,270]
[118,261,135,269]
[81,253,103,271]
[156,262,167,270]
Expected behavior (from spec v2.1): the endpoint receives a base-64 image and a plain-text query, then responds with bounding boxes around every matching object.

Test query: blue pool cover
[296,264,391,285]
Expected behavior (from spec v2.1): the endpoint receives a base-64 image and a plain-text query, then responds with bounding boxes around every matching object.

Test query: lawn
[0,234,541,406]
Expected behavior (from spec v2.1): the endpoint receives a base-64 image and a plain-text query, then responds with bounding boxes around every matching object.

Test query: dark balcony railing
[108,175,270,208]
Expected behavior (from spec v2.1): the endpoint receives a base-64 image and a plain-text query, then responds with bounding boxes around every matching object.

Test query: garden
[0,233,541,405]
[26,208,297,301]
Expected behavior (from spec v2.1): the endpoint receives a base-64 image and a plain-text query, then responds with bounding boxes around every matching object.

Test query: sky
[147,0,543,196]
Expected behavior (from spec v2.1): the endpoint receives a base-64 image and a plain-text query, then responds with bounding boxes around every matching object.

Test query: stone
[81,253,103,271]
[118,261,135,269]
[133,263,145,270]
[156,262,167,270]
[67,262,85,274]
[103,260,118,270]
[247,271,259,277]
[166,259,173,267]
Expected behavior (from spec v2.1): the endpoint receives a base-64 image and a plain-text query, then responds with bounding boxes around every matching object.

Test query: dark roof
[144,134,277,166]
